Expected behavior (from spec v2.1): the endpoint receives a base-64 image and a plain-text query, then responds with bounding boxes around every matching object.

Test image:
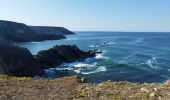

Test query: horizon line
[73,31,170,33]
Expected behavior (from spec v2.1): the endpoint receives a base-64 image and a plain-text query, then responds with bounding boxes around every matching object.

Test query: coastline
[0,75,170,100]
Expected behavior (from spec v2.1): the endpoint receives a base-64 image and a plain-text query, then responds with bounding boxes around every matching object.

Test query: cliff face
[0,20,66,42]
[30,26,75,35]
[0,42,44,77]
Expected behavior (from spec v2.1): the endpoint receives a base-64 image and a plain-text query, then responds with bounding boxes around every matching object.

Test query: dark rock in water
[0,42,44,77]
[30,26,75,35]
[0,20,66,42]
[35,45,96,69]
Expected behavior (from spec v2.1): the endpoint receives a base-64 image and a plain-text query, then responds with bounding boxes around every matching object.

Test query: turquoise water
[18,32,170,83]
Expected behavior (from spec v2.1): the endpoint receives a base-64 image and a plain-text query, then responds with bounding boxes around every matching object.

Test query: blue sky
[0,0,170,31]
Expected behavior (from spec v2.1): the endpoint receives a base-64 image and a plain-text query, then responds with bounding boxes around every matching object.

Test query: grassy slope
[0,75,170,100]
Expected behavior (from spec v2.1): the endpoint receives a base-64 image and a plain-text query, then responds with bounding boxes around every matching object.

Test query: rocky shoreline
[0,20,98,77]
[0,75,170,100]
[0,42,98,77]
[1,20,170,100]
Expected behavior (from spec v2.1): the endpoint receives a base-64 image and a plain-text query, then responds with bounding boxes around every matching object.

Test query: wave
[61,61,107,75]
[88,45,99,48]
[44,49,109,76]
[81,66,107,75]
[116,53,163,71]
[74,62,97,68]
[145,56,162,69]
[95,53,109,60]
[147,57,155,68]
[95,50,109,60]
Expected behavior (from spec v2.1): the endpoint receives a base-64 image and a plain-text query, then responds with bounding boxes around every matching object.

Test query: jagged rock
[0,42,44,76]
[35,45,96,69]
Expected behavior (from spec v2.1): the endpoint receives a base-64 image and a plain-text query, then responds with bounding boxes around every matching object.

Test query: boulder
[0,42,44,77]
[35,45,96,69]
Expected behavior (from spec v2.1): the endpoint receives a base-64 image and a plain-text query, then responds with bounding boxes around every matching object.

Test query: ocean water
[18,32,170,83]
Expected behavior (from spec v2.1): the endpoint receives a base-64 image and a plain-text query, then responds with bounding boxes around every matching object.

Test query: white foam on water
[102,50,108,53]
[44,49,109,76]
[95,53,109,60]
[146,56,161,69]
[167,69,170,72]
[81,66,107,75]
[104,42,116,45]
[147,59,154,68]
[88,45,99,48]
[74,68,81,74]
[74,62,97,68]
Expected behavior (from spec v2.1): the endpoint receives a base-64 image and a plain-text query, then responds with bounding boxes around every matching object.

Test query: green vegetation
[0,75,32,81]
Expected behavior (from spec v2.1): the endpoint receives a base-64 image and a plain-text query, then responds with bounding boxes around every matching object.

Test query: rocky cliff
[0,42,44,77]
[0,20,66,42]
[30,26,75,35]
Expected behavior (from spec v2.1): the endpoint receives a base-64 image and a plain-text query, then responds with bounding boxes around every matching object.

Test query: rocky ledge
[0,75,170,100]
[0,43,97,77]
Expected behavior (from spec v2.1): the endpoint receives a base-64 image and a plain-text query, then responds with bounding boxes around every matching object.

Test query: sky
[0,0,170,32]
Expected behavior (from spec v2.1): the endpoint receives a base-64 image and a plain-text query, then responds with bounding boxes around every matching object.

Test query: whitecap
[167,69,170,72]
[74,63,90,68]
[146,56,161,69]
[88,45,99,48]
[147,59,154,68]
[74,62,97,68]
[81,66,107,75]
[102,50,108,53]
[95,53,109,60]
[74,68,81,74]
[96,66,107,72]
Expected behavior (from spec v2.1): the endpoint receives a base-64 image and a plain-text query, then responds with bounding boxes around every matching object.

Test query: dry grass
[0,75,170,100]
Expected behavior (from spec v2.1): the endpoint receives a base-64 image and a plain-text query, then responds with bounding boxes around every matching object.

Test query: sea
[18,32,170,83]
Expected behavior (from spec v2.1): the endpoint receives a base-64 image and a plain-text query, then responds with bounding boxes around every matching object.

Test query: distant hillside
[0,20,67,42]
[30,26,75,35]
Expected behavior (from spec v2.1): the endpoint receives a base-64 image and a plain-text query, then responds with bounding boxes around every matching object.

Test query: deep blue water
[18,32,170,83]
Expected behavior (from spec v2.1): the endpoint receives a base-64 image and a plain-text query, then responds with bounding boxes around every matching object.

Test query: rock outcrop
[0,42,97,77]
[0,42,44,77]
[30,26,75,35]
[0,20,66,42]
[35,45,96,69]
